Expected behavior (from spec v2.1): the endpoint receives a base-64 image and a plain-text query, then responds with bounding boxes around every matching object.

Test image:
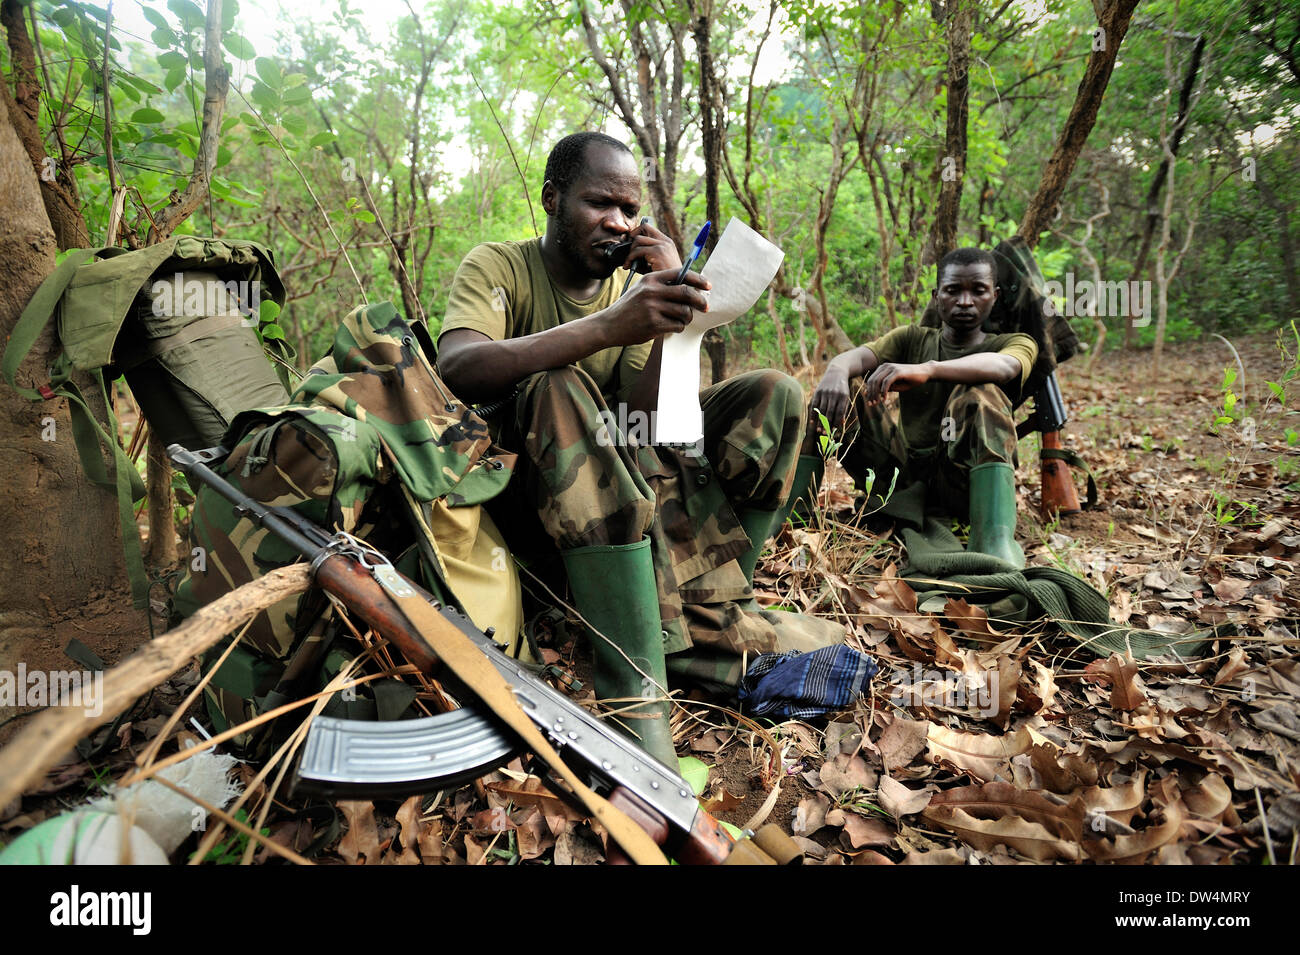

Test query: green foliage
[191,809,270,865]
[13,0,1295,377]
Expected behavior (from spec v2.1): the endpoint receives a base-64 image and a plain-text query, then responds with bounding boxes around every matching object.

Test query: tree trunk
[1017,0,1141,250]
[0,83,136,661]
[693,1,726,383]
[1,0,90,250]
[766,287,795,375]
[864,145,901,329]
[145,431,178,568]
[1255,164,1298,321]
[926,0,973,264]
[1123,33,1206,347]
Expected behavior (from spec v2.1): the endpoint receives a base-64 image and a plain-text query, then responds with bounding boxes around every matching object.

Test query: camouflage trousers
[839,381,1019,519]
[489,365,834,658]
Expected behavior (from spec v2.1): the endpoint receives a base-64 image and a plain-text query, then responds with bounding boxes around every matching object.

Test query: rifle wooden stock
[603,787,735,865]
[312,556,443,673]
[1040,429,1082,517]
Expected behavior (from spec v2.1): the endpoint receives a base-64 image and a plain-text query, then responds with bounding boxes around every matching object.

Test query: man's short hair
[936,247,997,284]
[543,132,632,195]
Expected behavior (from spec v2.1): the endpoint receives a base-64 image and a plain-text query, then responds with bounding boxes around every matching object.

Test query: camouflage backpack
[172,302,525,750]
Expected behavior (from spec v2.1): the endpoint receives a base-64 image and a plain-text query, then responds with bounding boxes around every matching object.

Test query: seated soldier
[436,132,816,766]
[808,247,1038,568]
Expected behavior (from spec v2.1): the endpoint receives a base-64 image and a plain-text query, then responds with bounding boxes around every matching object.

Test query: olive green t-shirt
[438,237,651,404]
[862,324,1038,452]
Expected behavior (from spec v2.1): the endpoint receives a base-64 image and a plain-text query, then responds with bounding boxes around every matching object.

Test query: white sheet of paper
[655,218,785,443]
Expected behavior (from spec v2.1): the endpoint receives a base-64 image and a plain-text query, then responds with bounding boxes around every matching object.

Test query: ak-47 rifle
[1016,372,1096,518]
[170,444,800,866]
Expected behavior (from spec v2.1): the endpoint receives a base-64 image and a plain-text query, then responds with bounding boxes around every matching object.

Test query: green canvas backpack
[2,236,294,607]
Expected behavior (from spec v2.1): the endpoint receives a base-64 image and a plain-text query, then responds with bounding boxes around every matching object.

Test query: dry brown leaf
[1081,769,1148,827]
[779,722,823,757]
[689,728,731,753]
[1112,589,1134,625]
[1155,843,1193,864]
[1030,742,1100,794]
[554,827,604,865]
[471,806,515,835]
[900,848,967,865]
[1084,732,1291,793]
[793,793,831,836]
[989,654,1022,728]
[819,753,877,797]
[513,806,554,861]
[823,720,862,759]
[485,776,586,822]
[1210,578,1251,602]
[878,775,932,819]
[699,788,745,814]
[1084,777,1187,863]
[926,724,1031,782]
[255,819,313,864]
[1179,773,1232,821]
[1213,646,1251,685]
[1254,706,1300,743]
[395,795,422,854]
[1023,661,1059,715]
[1084,652,1148,711]
[839,812,895,849]
[875,713,930,770]
[463,833,488,866]
[850,849,896,865]
[1247,792,1300,838]
[417,817,444,865]
[923,781,1084,862]
[336,800,380,865]
[944,598,1003,641]
[384,845,421,865]
[866,575,949,661]
[932,628,965,669]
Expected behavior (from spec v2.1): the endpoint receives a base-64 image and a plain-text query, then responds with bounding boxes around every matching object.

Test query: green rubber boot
[778,454,824,529]
[967,462,1026,569]
[736,454,826,586]
[561,538,678,768]
[735,508,778,588]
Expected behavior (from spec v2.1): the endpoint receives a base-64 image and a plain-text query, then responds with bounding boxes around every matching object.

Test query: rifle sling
[381,584,671,866]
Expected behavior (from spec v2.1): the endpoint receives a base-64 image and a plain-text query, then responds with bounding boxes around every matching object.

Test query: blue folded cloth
[738,645,878,720]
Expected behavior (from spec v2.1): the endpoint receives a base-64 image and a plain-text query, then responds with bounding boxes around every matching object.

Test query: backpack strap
[2,249,97,398]
[3,250,150,608]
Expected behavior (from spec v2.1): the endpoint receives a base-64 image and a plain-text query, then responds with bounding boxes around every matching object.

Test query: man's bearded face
[550,144,644,282]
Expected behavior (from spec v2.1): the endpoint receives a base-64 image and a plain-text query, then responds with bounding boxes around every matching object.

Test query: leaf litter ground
[3,334,1296,865]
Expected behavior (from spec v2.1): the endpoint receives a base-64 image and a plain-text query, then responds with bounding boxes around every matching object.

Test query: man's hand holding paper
[655,218,786,443]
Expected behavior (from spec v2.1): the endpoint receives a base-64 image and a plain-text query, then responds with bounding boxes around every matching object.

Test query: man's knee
[517,366,605,425]
[947,381,1013,413]
[943,383,1018,465]
[732,368,805,431]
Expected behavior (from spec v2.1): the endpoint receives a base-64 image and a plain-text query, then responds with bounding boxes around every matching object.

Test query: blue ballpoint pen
[672,220,711,285]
